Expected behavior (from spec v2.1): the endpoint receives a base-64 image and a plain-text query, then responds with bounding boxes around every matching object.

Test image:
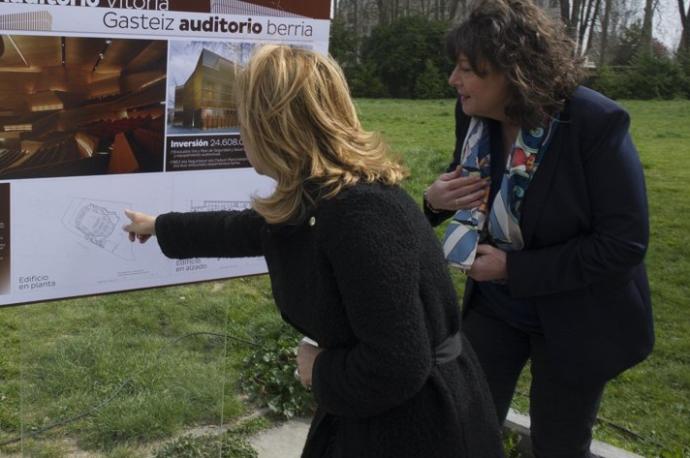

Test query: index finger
[445,174,485,191]
[475,244,495,255]
[124,209,137,222]
[440,167,462,181]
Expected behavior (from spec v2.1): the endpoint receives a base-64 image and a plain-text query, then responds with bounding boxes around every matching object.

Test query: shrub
[329,16,358,70]
[610,22,670,66]
[503,430,526,457]
[624,52,687,100]
[587,65,632,100]
[362,15,451,98]
[678,49,690,97]
[589,54,689,100]
[240,322,315,419]
[415,60,451,99]
[153,432,257,458]
[346,62,389,98]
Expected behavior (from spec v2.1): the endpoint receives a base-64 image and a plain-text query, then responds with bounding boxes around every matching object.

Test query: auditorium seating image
[0,35,167,179]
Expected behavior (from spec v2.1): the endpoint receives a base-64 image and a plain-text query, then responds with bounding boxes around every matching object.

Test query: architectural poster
[0,0,332,306]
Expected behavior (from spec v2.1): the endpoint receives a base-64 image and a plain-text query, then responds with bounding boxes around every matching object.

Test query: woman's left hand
[468,244,508,282]
[296,341,323,388]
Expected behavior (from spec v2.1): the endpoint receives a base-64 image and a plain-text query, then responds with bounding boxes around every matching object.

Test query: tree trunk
[576,0,586,37]
[562,0,583,43]
[680,0,689,52]
[560,0,572,32]
[353,0,359,39]
[578,0,595,52]
[376,0,388,25]
[641,0,654,53]
[584,0,602,54]
[598,0,613,66]
[450,0,465,22]
[578,0,602,55]
[420,0,428,17]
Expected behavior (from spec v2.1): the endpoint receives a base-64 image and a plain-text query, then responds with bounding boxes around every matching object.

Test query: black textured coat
[156,183,504,458]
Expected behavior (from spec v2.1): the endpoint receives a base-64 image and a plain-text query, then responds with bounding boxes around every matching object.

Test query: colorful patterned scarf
[442,117,558,270]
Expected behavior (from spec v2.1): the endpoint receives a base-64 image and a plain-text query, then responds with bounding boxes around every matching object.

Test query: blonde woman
[124,45,503,458]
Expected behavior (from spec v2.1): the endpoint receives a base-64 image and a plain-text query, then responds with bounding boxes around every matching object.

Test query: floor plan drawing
[62,199,134,261]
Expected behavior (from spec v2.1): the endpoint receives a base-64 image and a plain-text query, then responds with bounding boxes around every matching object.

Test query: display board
[0,0,332,306]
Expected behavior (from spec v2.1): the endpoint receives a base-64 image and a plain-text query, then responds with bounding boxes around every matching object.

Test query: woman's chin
[461,105,476,117]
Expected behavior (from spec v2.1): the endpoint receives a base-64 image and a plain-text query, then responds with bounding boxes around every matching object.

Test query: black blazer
[425,87,654,387]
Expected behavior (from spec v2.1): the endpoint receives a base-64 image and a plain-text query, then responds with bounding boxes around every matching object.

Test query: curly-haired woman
[124,45,504,458]
[424,1,654,456]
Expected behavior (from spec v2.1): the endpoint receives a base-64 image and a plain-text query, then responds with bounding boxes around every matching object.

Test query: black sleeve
[424,99,471,227]
[155,209,265,259]
[311,191,433,418]
[506,109,649,298]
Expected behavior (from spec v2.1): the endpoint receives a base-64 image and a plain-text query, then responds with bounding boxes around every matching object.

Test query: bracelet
[423,190,443,214]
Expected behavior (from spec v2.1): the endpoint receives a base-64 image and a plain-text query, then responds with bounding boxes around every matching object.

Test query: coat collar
[266,180,322,235]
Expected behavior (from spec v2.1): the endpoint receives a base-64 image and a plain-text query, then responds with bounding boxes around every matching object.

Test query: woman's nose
[448,67,460,87]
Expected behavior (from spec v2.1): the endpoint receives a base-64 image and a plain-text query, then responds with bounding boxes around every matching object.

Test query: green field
[0,99,688,457]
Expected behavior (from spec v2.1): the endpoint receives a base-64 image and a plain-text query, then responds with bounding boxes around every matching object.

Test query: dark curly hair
[447,0,584,128]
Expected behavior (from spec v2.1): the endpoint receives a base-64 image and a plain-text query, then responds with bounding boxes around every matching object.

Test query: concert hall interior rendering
[0,35,167,179]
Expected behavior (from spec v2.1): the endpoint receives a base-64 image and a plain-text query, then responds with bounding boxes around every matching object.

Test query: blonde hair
[235,45,406,224]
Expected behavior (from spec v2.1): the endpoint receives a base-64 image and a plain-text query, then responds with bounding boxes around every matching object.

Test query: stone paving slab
[249,411,644,458]
[249,417,310,458]
[505,409,645,458]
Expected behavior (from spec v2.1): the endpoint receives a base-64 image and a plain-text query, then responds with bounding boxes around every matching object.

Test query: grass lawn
[0,99,688,457]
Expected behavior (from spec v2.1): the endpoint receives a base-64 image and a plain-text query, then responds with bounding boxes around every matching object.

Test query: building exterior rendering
[173,48,240,130]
